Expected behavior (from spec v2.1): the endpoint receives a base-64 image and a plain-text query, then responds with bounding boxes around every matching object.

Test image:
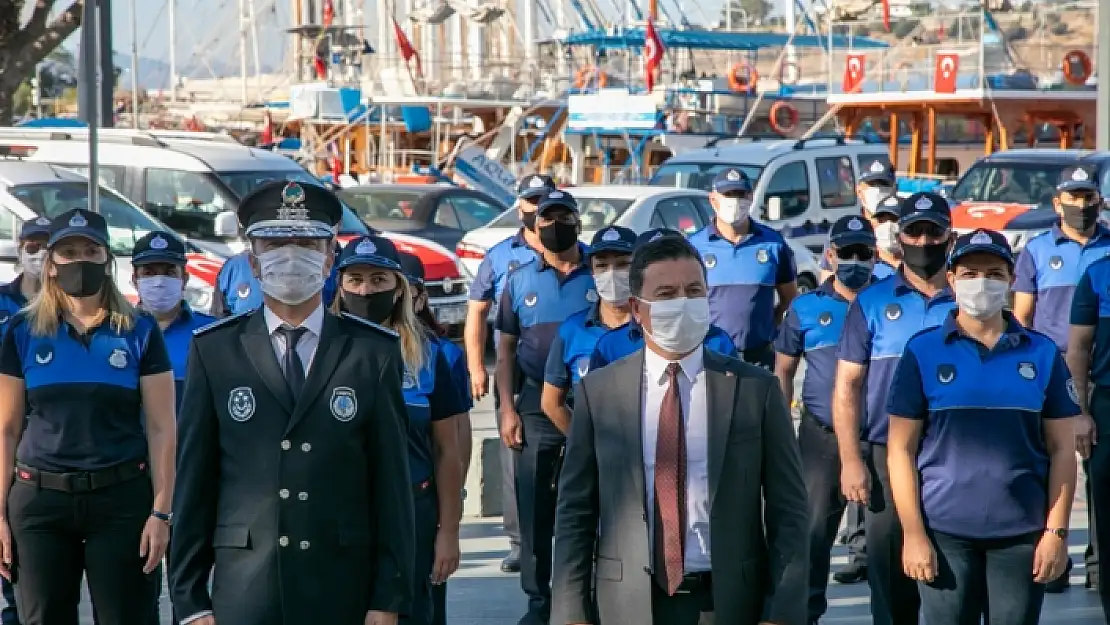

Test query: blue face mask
[836,260,873,290]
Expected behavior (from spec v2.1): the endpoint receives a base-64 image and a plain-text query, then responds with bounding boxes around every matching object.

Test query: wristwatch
[151,510,173,526]
[1045,528,1069,539]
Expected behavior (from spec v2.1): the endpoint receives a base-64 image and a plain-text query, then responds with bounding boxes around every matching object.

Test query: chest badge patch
[330,387,358,422]
[236,283,251,299]
[1049,256,1064,271]
[937,364,956,384]
[704,253,717,269]
[586,289,598,303]
[818,311,833,326]
[1018,362,1037,380]
[228,387,256,422]
[33,344,53,366]
[885,303,903,321]
[576,358,590,379]
[108,348,128,369]
[524,293,538,307]
[0,312,9,324]
[1067,378,1080,404]
[756,248,770,264]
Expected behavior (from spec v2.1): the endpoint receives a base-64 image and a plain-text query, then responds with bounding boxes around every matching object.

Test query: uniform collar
[510,229,530,248]
[706,220,767,245]
[941,310,1029,349]
[584,302,605,327]
[264,303,325,339]
[892,268,952,300]
[1052,223,1110,245]
[644,344,704,385]
[0,275,25,303]
[164,303,195,330]
[536,244,590,273]
[816,277,851,302]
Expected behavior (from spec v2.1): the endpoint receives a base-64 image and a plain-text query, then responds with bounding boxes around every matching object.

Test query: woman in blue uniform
[333,235,467,625]
[0,209,176,625]
[886,228,1079,625]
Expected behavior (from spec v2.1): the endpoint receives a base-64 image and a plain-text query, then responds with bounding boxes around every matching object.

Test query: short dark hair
[629,236,705,297]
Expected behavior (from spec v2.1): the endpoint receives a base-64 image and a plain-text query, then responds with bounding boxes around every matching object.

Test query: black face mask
[539,222,579,254]
[342,290,396,324]
[1061,203,1100,231]
[55,261,108,297]
[900,241,949,278]
[520,211,537,231]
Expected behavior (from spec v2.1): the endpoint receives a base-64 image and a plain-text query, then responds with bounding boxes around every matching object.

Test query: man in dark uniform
[169,181,415,625]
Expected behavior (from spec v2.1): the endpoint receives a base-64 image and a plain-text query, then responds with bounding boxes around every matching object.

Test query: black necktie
[278,326,307,401]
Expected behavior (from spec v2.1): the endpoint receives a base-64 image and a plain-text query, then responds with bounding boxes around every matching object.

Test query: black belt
[803,409,835,434]
[675,572,712,594]
[15,460,148,493]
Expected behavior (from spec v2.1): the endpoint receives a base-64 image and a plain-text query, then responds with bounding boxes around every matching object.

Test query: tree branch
[5,1,83,88]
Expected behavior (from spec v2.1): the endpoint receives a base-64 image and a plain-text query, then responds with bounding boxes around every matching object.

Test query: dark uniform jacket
[169,308,415,625]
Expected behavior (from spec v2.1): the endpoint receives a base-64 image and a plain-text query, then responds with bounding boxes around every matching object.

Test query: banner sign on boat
[453,146,518,207]
[567,90,659,132]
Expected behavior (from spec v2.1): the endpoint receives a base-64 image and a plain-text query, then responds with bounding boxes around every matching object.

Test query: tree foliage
[0,1,84,122]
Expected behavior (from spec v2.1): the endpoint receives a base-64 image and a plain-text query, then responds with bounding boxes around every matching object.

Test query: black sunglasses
[835,245,874,261]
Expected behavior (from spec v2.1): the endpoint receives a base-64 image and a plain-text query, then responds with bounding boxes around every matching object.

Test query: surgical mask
[862,187,890,212]
[593,269,630,303]
[1061,202,1101,231]
[539,222,579,253]
[137,276,184,314]
[952,277,1009,320]
[20,249,46,278]
[836,260,873,290]
[715,197,752,225]
[640,296,710,354]
[874,222,900,254]
[256,246,327,305]
[341,290,396,324]
[55,260,108,298]
[901,241,949,278]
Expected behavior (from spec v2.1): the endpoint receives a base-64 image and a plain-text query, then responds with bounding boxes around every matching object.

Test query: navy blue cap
[634,227,685,247]
[337,234,403,272]
[132,231,187,266]
[859,160,896,186]
[589,226,636,254]
[536,190,578,216]
[873,194,902,217]
[397,251,425,286]
[1057,166,1099,194]
[712,168,753,194]
[238,180,342,239]
[20,215,51,240]
[899,192,951,228]
[948,228,1014,267]
[518,174,556,200]
[828,215,877,248]
[47,208,109,249]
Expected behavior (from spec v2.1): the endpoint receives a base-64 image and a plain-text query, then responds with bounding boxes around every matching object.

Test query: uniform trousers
[493,380,521,546]
[917,530,1044,625]
[514,381,565,625]
[1088,386,1110,620]
[862,443,921,625]
[401,481,440,625]
[9,470,158,625]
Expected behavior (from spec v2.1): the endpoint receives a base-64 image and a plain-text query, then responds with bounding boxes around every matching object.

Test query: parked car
[456,185,820,293]
[946,149,1110,251]
[337,183,508,251]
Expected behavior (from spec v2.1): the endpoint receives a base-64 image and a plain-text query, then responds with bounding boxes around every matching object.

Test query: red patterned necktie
[654,362,686,596]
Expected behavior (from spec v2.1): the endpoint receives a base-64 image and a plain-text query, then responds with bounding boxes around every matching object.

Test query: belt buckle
[70,472,92,491]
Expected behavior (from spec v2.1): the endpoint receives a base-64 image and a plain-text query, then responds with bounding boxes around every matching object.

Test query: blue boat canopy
[16,117,87,128]
[560,28,888,51]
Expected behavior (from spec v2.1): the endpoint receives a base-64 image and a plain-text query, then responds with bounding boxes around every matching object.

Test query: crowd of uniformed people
[0,156,1101,625]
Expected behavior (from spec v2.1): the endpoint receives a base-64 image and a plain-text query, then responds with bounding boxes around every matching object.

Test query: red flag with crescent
[842,53,866,93]
[881,0,891,30]
[393,17,424,78]
[934,52,959,93]
[644,20,665,92]
[323,0,335,28]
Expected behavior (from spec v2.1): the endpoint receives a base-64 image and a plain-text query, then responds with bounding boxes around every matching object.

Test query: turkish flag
[260,110,274,146]
[842,53,866,93]
[881,0,891,31]
[313,55,327,79]
[644,20,665,92]
[393,17,423,78]
[323,0,335,28]
[934,52,959,93]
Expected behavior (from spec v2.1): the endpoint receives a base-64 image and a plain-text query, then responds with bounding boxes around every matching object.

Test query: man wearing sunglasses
[774,214,881,625]
[818,162,901,283]
[832,192,959,625]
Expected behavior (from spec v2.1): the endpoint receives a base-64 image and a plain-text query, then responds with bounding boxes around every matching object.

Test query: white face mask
[593,269,630,303]
[861,186,891,212]
[137,276,184,314]
[952,277,1009,320]
[874,221,900,254]
[20,249,46,278]
[256,245,327,305]
[639,296,710,355]
[715,197,752,225]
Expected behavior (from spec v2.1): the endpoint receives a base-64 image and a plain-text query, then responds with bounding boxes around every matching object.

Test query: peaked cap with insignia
[132,230,188,266]
[47,208,109,248]
[828,214,877,248]
[238,180,342,239]
[337,234,403,272]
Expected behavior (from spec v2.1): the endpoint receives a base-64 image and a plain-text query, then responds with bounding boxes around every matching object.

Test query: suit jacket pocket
[213,525,250,549]
[595,556,622,581]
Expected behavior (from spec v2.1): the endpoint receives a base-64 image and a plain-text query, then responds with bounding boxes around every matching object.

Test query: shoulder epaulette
[340,312,400,338]
[193,311,250,336]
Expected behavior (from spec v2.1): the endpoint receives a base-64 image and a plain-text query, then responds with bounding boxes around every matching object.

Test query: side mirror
[0,240,18,263]
[766,196,783,221]
[214,211,240,238]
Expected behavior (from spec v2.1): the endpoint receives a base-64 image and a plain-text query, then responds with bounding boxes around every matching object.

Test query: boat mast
[238,0,249,103]
[169,0,177,102]
[248,0,262,93]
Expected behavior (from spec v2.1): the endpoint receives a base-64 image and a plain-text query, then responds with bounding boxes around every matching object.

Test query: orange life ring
[1062,50,1093,85]
[768,101,799,135]
[574,67,608,90]
[728,62,758,94]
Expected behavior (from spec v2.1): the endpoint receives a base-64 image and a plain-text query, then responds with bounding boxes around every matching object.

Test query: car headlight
[184,278,215,315]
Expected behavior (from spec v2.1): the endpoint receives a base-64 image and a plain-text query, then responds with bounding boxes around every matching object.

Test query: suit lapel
[620,350,648,519]
[286,313,348,435]
[240,310,294,414]
[704,351,737,510]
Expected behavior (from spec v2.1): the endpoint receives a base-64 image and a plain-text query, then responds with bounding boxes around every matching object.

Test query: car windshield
[10,182,172,257]
[338,189,426,221]
[649,162,764,191]
[487,196,635,229]
[949,162,1071,207]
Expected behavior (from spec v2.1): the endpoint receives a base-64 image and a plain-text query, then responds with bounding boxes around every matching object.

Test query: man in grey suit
[550,236,809,625]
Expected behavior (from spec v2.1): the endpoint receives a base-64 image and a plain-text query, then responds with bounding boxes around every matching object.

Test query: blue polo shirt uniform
[543,305,613,389]
[776,279,856,428]
[1014,225,1110,350]
[403,335,470,484]
[588,322,737,370]
[216,244,342,316]
[0,276,30,327]
[435,335,473,412]
[162,305,216,406]
[887,312,1080,538]
[468,230,539,308]
[688,221,796,350]
[1071,258,1110,389]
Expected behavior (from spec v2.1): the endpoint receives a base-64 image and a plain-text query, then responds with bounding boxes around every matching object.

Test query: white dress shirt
[264,304,324,376]
[642,346,712,573]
